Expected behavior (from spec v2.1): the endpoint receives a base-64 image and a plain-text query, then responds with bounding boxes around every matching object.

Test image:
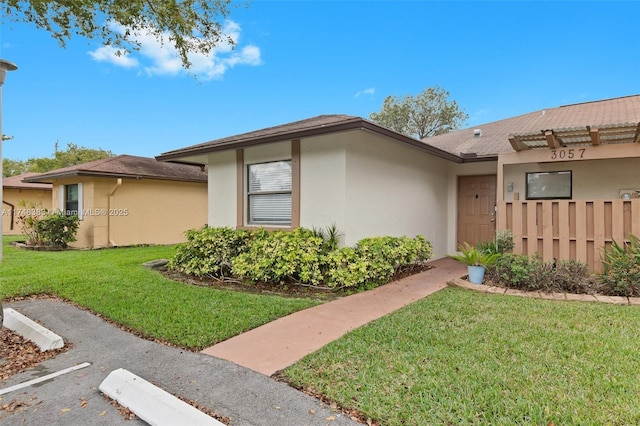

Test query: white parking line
[0,362,91,396]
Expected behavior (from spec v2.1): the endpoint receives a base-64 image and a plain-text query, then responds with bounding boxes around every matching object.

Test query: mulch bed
[159,262,433,300]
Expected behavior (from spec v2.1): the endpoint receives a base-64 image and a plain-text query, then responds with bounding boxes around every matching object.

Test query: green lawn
[284,287,640,425]
[0,236,320,350]
[5,235,640,424]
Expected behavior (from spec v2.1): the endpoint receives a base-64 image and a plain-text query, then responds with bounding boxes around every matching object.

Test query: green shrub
[477,229,514,255]
[486,253,597,294]
[34,213,80,248]
[325,236,432,289]
[169,227,433,291]
[311,223,343,253]
[16,200,47,245]
[231,228,326,285]
[600,235,640,297]
[168,227,252,278]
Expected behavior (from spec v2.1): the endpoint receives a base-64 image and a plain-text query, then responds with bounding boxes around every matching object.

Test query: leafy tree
[370,86,469,139]
[2,0,241,68]
[2,158,28,177]
[3,143,114,177]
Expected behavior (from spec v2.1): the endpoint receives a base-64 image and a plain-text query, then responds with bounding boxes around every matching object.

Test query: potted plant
[449,242,500,284]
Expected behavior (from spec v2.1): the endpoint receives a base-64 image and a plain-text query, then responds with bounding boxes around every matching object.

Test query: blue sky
[0,1,638,161]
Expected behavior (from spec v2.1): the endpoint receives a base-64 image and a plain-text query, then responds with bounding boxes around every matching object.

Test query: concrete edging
[99,368,224,426]
[2,308,64,350]
[447,278,639,305]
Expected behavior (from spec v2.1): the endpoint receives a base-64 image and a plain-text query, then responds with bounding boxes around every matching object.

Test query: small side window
[60,183,83,219]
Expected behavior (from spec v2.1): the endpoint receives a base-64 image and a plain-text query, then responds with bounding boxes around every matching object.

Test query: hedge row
[168,227,433,290]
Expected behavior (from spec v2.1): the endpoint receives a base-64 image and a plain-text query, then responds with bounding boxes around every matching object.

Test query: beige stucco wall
[2,187,52,235]
[299,134,347,233]
[108,179,207,247]
[343,132,451,258]
[52,177,94,247]
[503,158,640,201]
[51,177,206,248]
[208,150,238,227]
[204,130,499,259]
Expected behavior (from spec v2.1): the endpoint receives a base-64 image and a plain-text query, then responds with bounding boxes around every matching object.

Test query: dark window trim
[525,170,573,200]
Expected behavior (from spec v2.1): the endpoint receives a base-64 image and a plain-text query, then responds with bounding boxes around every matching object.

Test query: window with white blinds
[247,160,292,225]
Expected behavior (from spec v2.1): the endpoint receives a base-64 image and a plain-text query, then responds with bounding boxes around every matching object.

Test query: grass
[6,234,640,423]
[284,287,640,425]
[0,236,320,350]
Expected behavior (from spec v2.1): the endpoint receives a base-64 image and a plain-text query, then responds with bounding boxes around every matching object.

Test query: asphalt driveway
[0,298,356,426]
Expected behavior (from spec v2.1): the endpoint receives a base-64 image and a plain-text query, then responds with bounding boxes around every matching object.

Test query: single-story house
[24,155,208,248]
[2,172,53,235]
[156,95,640,272]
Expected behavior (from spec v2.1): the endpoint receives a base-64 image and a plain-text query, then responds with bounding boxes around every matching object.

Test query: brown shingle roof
[3,172,52,190]
[23,155,207,183]
[156,114,462,162]
[424,95,640,157]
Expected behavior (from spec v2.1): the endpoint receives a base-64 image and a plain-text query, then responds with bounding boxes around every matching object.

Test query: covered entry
[496,123,640,272]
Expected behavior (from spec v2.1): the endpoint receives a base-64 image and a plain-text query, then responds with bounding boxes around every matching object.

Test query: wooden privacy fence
[497,199,640,273]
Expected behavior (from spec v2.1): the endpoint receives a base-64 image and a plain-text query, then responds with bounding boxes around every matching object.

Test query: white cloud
[88,45,139,68]
[354,87,376,98]
[87,20,261,80]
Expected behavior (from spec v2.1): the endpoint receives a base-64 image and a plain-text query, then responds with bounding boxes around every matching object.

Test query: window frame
[246,160,293,226]
[236,140,300,230]
[59,183,84,219]
[525,170,572,200]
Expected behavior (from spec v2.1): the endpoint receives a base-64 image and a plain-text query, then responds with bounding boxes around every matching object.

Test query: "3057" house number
[550,148,586,160]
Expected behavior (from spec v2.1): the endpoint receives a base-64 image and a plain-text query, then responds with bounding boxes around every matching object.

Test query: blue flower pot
[467,265,486,284]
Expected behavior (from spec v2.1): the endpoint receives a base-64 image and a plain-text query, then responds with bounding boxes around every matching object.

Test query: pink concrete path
[201,257,466,376]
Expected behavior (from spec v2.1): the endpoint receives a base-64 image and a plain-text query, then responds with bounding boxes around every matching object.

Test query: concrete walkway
[3,299,359,426]
[202,257,466,376]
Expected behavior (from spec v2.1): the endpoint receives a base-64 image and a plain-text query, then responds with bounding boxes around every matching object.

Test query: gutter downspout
[2,200,14,230]
[107,178,122,246]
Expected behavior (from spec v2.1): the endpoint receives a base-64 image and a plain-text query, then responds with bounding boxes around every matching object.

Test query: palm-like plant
[449,242,500,267]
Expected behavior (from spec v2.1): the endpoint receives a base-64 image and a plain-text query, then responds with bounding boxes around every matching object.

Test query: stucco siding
[299,135,347,234]
[2,188,52,235]
[108,179,207,247]
[47,177,206,248]
[343,132,450,258]
[202,129,500,259]
[503,158,640,201]
[244,141,291,165]
[208,150,238,227]
[51,178,95,247]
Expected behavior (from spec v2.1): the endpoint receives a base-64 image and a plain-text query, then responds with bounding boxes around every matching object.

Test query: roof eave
[157,117,465,163]
[3,184,52,190]
[24,171,206,183]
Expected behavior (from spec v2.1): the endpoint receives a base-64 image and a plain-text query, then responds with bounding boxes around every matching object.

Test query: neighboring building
[2,172,52,235]
[157,95,640,272]
[24,155,208,248]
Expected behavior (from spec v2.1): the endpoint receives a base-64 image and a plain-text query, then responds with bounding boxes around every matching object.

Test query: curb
[99,368,224,426]
[2,308,64,350]
[447,278,639,305]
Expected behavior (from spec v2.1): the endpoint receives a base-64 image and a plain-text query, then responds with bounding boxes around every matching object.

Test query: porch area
[496,122,640,273]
